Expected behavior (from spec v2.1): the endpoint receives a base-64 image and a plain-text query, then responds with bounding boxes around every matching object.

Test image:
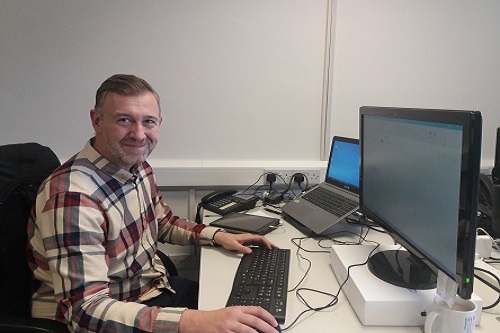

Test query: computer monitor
[359,106,482,300]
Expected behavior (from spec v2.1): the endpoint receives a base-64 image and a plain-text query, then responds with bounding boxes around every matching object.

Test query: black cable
[282,236,338,330]
[233,172,285,205]
[235,171,310,206]
[272,173,288,193]
[266,173,277,193]
[251,184,269,196]
[474,266,500,309]
[284,240,381,331]
[309,214,374,248]
[333,241,381,300]
[355,215,387,234]
[289,172,309,194]
[291,236,330,254]
[288,247,312,292]
[238,172,273,196]
[484,257,500,264]
[296,288,338,311]
[274,172,306,200]
[266,172,311,201]
[319,229,370,247]
[282,225,379,331]
[281,174,297,197]
[282,289,338,331]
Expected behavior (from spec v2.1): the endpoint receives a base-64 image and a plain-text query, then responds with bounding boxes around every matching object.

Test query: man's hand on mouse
[179,306,280,333]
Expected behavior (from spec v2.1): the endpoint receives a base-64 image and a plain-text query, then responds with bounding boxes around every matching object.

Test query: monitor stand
[329,244,482,326]
[367,249,437,290]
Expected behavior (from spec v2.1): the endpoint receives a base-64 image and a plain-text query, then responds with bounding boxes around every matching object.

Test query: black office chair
[0,143,67,332]
[0,143,177,332]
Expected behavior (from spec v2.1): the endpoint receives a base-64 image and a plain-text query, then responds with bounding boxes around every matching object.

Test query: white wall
[1,1,499,187]
[330,0,500,167]
[0,0,330,174]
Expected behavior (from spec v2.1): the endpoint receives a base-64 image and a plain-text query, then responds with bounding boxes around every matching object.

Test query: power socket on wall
[265,169,321,186]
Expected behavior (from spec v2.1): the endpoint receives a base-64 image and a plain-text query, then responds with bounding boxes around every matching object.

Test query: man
[28,74,280,333]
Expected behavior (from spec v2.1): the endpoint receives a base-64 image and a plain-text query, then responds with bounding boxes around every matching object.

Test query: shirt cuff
[153,307,185,333]
[199,226,224,246]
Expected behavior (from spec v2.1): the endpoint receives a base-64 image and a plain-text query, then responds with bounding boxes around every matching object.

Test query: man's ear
[90,109,100,131]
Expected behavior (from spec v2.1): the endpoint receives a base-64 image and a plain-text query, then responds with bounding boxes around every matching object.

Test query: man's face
[90,92,162,171]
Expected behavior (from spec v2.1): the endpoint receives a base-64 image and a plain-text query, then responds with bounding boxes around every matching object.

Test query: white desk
[198,208,500,332]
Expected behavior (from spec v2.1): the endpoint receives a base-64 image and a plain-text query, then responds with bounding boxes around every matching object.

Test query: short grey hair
[94,74,161,116]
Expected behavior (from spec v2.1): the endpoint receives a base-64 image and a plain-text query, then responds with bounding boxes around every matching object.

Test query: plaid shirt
[27,140,219,333]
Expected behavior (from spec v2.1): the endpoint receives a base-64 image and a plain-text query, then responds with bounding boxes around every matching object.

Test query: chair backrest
[0,143,60,317]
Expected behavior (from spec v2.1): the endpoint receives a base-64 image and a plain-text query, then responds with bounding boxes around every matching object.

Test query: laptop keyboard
[226,248,290,324]
[302,186,358,217]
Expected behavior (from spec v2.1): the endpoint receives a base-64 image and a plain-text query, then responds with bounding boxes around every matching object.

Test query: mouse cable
[288,226,375,292]
[329,240,381,307]
[283,236,336,331]
[282,230,375,331]
[283,233,378,331]
[288,237,313,292]
[284,241,380,331]
[282,287,339,331]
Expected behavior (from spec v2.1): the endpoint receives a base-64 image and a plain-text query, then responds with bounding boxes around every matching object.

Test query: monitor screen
[359,106,482,300]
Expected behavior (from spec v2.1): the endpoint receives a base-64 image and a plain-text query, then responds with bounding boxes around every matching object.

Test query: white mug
[425,296,477,333]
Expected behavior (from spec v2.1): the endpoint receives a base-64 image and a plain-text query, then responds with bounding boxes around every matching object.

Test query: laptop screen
[326,137,360,189]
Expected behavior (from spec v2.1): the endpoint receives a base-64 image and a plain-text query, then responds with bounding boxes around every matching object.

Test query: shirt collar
[81,138,141,184]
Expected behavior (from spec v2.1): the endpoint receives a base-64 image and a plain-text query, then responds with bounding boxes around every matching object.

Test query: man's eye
[143,119,159,128]
[117,118,132,124]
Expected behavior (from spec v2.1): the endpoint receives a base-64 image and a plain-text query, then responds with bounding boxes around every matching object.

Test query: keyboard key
[302,187,357,217]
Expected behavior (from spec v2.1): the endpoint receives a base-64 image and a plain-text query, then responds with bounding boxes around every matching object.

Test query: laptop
[282,136,360,235]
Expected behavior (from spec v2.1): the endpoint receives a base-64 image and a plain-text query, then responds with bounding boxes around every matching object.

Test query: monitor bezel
[359,106,482,299]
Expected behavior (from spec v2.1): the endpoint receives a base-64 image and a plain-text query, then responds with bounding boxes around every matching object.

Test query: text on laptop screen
[327,140,359,187]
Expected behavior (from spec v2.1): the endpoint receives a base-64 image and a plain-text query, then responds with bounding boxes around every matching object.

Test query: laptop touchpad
[293,202,314,216]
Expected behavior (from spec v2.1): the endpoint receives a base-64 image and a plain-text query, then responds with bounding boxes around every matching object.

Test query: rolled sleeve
[152,307,186,333]
[198,226,223,246]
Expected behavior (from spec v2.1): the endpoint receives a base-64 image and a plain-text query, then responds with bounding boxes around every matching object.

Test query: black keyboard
[226,248,290,324]
[302,187,358,217]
